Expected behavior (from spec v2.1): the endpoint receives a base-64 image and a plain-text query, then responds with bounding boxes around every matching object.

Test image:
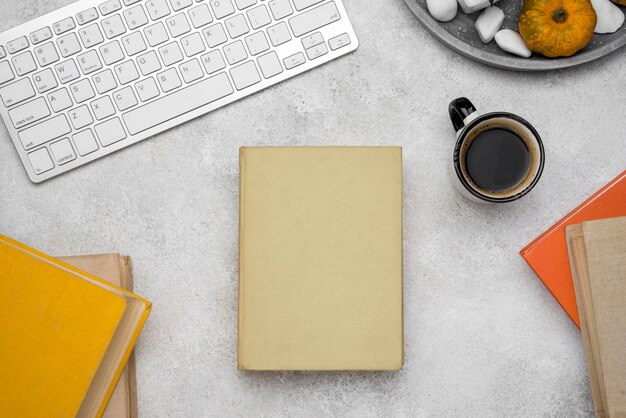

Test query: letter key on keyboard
[0,0,358,182]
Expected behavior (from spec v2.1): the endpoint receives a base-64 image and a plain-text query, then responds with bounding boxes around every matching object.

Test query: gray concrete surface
[1,0,624,416]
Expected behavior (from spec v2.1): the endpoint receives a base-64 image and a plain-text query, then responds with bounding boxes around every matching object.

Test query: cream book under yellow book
[0,236,151,418]
[239,147,403,371]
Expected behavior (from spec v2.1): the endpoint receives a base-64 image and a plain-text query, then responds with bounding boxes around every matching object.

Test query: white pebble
[494,29,532,58]
[592,0,625,33]
[458,0,500,14]
[426,0,458,22]
[475,6,505,43]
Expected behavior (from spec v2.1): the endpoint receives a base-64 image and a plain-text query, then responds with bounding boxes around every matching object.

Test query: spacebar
[123,72,234,135]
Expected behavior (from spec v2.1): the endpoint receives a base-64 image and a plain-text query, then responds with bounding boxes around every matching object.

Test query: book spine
[238,148,246,370]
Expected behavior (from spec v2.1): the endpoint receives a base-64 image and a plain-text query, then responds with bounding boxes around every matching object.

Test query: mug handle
[449,97,477,132]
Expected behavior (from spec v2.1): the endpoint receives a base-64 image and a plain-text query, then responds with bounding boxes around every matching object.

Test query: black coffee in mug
[449,98,545,203]
[465,128,530,192]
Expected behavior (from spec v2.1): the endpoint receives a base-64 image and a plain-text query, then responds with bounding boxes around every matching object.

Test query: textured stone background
[1,0,624,416]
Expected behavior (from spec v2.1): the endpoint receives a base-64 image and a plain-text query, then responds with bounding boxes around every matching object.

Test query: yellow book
[0,236,151,418]
[239,147,403,370]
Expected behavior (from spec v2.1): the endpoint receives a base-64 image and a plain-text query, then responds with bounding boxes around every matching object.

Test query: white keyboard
[0,0,357,183]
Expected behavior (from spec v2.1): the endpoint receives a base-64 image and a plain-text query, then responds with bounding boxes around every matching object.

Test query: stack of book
[0,236,151,417]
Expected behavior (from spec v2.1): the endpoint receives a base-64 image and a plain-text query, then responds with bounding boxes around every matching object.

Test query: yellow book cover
[0,236,151,418]
[239,147,404,371]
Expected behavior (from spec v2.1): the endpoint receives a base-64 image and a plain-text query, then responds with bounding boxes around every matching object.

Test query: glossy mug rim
[453,112,545,203]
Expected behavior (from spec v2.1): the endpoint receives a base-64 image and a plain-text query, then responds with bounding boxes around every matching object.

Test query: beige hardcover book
[239,147,403,371]
[566,217,626,418]
[60,254,139,418]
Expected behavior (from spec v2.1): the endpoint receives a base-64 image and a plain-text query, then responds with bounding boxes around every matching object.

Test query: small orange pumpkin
[518,0,597,58]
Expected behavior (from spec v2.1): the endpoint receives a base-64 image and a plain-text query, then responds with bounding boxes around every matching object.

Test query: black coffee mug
[448,97,545,203]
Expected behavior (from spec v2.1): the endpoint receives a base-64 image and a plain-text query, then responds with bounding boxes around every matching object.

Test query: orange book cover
[520,170,626,328]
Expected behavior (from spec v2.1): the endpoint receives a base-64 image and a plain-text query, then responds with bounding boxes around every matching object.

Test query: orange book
[520,170,626,328]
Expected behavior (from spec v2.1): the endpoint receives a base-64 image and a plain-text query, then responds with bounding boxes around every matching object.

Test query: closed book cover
[566,218,626,418]
[0,236,151,418]
[520,170,626,327]
[60,254,139,418]
[238,147,403,371]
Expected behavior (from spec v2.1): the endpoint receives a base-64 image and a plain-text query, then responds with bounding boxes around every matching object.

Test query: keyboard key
[301,31,323,49]
[93,69,118,93]
[48,88,73,112]
[77,8,99,25]
[55,59,81,83]
[283,51,305,69]
[188,4,213,28]
[33,68,58,93]
[146,0,171,20]
[157,67,182,92]
[210,0,235,19]
[70,79,96,103]
[267,22,291,46]
[91,96,116,120]
[247,5,271,29]
[124,5,149,30]
[329,33,350,50]
[305,42,327,60]
[7,37,29,54]
[0,47,6,59]
[52,18,76,35]
[102,14,127,39]
[79,24,105,48]
[145,22,170,46]
[124,0,143,4]
[292,0,323,11]
[158,42,184,65]
[57,33,82,58]
[181,33,206,57]
[73,129,99,155]
[50,138,77,165]
[30,27,53,45]
[12,51,37,76]
[28,147,55,174]
[257,51,282,78]
[34,42,60,66]
[223,40,247,65]
[19,114,71,150]
[234,0,256,9]
[179,59,204,83]
[100,41,125,65]
[114,60,140,84]
[169,0,193,11]
[122,72,233,135]
[230,60,261,90]
[99,0,123,15]
[77,50,103,74]
[122,32,147,56]
[166,13,191,37]
[203,23,228,48]
[8,97,51,128]
[225,14,249,38]
[138,50,162,75]
[69,105,94,129]
[135,77,160,101]
[95,117,126,146]
[269,0,293,20]
[289,2,340,37]
[0,61,15,85]
[0,78,35,107]
[244,31,269,55]
[113,86,138,110]
[200,50,226,74]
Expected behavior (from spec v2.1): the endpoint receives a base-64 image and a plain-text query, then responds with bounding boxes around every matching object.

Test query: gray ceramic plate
[403,0,626,71]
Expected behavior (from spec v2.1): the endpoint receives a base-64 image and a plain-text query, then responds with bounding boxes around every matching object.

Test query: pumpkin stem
[551,7,568,23]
